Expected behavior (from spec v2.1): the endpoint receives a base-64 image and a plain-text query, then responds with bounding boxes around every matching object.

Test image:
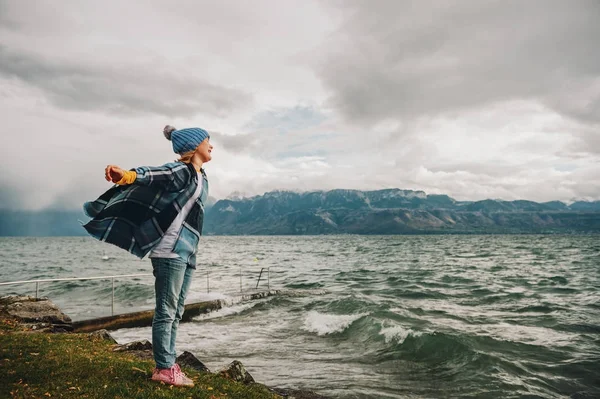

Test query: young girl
[83,125,213,387]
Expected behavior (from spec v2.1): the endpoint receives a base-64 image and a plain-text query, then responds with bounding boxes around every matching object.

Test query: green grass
[0,319,281,399]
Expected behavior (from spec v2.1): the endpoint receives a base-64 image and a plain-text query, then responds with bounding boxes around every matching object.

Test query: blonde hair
[177,149,195,164]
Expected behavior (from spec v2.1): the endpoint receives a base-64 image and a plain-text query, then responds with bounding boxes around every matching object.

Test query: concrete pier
[73,290,281,333]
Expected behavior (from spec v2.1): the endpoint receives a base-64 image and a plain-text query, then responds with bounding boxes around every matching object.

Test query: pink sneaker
[151,364,194,387]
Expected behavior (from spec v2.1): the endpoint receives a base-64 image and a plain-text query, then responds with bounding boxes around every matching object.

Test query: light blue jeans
[151,257,194,369]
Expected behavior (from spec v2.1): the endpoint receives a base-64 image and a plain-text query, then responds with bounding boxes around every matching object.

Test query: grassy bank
[0,318,280,399]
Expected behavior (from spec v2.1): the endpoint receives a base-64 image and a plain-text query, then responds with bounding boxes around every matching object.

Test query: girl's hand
[105,165,125,183]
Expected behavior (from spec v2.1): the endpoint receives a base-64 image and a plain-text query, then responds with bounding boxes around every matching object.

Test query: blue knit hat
[163,125,210,155]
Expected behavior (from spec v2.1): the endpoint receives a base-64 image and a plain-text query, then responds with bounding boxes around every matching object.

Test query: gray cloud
[0,45,252,118]
[209,130,259,154]
[209,106,330,156]
[318,0,600,125]
[0,1,19,30]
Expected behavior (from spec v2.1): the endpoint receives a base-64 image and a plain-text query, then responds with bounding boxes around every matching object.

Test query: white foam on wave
[187,291,230,302]
[192,301,259,321]
[379,323,413,343]
[278,288,329,297]
[303,311,368,336]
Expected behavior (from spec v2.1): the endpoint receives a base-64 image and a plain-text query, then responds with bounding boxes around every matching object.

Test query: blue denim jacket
[83,162,209,267]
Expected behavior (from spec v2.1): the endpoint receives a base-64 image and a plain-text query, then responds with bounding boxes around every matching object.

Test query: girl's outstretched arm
[104,162,192,192]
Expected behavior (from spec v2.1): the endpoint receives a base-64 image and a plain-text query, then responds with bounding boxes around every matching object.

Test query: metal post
[207,270,210,293]
[35,282,39,299]
[256,268,265,289]
[111,278,115,316]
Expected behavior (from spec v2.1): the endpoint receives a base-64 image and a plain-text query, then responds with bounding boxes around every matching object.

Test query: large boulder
[176,351,211,373]
[0,295,72,331]
[88,329,118,344]
[112,340,152,352]
[112,339,153,360]
[219,360,255,384]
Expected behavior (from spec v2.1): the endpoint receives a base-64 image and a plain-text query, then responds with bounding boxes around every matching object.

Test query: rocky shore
[0,295,330,399]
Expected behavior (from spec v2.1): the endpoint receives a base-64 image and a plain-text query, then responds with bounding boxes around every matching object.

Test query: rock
[5,298,72,324]
[88,329,117,344]
[219,360,255,384]
[0,296,72,330]
[111,339,154,361]
[0,295,35,306]
[14,321,73,333]
[49,324,73,333]
[176,351,211,373]
[112,340,152,352]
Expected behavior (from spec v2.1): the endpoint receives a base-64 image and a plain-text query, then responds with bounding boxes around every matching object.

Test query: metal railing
[255,267,270,289]
[0,274,152,316]
[205,267,270,293]
[0,267,272,316]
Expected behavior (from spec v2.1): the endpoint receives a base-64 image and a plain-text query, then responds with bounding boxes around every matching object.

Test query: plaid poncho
[82,162,208,267]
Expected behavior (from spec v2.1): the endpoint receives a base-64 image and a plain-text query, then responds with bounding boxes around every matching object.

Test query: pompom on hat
[163,125,210,155]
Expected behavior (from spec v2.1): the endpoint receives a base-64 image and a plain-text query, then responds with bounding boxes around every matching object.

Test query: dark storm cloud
[0,45,253,118]
[319,0,600,125]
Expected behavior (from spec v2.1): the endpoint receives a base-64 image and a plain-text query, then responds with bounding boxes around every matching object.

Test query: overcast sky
[1,0,599,210]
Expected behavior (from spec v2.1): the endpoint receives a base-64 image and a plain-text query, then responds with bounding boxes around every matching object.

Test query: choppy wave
[303,311,369,335]
[377,322,414,344]
[193,301,261,321]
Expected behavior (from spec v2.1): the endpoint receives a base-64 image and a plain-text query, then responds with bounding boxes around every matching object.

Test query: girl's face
[195,138,213,163]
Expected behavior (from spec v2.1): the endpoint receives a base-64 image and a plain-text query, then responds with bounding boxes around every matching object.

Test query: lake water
[1,235,599,398]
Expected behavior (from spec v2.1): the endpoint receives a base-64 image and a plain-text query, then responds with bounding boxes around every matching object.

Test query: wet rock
[111,339,154,361]
[111,338,154,361]
[0,295,72,330]
[49,324,73,333]
[21,322,73,333]
[219,360,255,384]
[112,339,152,352]
[176,351,211,373]
[0,295,34,306]
[88,329,118,344]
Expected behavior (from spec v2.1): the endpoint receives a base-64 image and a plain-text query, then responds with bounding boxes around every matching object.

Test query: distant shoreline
[1,231,600,238]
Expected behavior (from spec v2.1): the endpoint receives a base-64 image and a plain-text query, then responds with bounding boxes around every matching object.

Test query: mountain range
[203,189,600,235]
[1,189,599,236]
